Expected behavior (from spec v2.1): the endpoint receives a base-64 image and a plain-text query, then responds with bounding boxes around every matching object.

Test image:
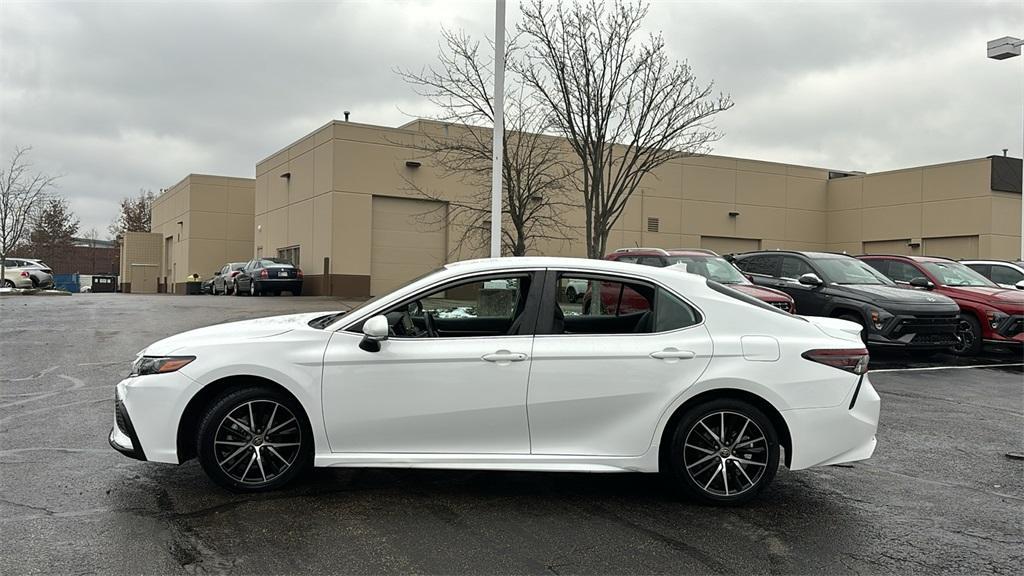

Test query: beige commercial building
[150,174,255,293]
[118,231,162,293]
[250,119,1021,297]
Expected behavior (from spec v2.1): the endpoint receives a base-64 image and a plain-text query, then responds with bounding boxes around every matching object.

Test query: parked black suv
[728,251,960,349]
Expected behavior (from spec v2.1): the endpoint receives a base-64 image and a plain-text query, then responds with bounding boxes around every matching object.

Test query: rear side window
[735,254,780,277]
[553,274,699,334]
[888,261,924,283]
[991,265,1024,285]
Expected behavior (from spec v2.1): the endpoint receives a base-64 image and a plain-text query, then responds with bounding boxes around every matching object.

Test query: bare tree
[81,227,101,274]
[1,147,57,285]
[396,28,574,258]
[518,0,733,258]
[109,189,155,242]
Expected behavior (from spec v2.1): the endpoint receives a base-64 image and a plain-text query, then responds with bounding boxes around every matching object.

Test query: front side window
[921,261,997,288]
[369,274,533,339]
[554,274,698,334]
[780,256,814,280]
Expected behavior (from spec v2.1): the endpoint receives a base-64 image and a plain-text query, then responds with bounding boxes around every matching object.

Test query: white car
[110,257,879,504]
[961,260,1024,290]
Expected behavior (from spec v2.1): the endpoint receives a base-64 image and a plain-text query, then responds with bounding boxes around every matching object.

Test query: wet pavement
[1,293,1022,574]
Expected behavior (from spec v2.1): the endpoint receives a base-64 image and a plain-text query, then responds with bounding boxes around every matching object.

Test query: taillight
[20,271,29,277]
[230,271,240,277]
[802,348,869,375]
[259,269,268,278]
[296,268,303,279]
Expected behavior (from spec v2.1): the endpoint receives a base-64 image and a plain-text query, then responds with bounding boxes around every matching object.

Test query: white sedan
[110,257,879,504]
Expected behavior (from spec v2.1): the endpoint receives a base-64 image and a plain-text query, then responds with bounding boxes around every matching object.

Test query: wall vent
[647,217,660,233]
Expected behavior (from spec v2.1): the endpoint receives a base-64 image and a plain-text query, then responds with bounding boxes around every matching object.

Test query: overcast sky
[1,0,1021,236]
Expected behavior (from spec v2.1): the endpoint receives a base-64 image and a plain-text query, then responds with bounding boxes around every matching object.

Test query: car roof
[858,254,956,264]
[607,248,721,257]
[444,256,708,285]
[732,250,851,259]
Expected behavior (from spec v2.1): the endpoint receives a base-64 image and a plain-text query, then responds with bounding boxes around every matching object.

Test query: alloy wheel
[682,411,769,497]
[953,319,975,353]
[213,400,302,485]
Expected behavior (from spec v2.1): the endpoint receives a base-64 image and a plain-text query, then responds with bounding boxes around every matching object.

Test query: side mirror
[798,273,823,286]
[909,277,934,290]
[1016,280,1024,290]
[359,315,389,352]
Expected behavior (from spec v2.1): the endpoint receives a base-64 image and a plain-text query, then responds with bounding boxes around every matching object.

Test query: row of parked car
[201,258,304,296]
[599,248,1024,356]
[1,258,54,289]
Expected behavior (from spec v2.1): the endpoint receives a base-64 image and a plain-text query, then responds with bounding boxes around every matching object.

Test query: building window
[277,246,300,266]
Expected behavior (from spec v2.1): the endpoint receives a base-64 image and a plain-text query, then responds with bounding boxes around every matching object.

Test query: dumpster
[52,273,80,293]
[185,281,203,295]
[91,275,116,293]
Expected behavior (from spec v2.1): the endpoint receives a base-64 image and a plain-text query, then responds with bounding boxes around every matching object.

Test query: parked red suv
[600,248,796,312]
[859,255,1024,354]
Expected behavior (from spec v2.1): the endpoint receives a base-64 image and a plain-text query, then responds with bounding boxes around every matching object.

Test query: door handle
[650,348,696,360]
[481,350,528,364]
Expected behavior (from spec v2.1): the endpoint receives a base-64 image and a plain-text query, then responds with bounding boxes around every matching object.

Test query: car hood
[939,285,1024,311]
[141,311,333,356]
[840,284,955,307]
[730,283,792,303]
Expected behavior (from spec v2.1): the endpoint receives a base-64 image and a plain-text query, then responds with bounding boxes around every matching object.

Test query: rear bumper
[255,279,303,293]
[784,375,880,470]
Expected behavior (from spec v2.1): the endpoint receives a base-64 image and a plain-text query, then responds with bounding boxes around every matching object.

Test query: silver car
[2,260,34,289]
[6,258,55,289]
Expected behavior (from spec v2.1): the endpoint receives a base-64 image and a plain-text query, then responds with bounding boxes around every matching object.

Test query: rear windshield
[260,258,292,267]
[666,256,748,285]
[706,279,805,320]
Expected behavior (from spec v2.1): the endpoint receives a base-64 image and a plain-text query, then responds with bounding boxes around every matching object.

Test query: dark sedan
[234,258,303,296]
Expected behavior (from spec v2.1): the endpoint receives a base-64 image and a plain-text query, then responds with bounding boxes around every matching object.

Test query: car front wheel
[953,313,982,356]
[667,398,779,505]
[196,387,312,492]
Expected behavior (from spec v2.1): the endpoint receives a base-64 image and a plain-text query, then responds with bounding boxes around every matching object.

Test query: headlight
[869,309,892,331]
[130,355,195,376]
[985,310,1008,330]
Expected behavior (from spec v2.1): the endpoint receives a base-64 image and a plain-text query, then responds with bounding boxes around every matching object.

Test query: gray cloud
[1,0,1021,235]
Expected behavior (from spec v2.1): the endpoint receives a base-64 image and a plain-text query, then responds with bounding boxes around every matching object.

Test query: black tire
[666,398,779,505]
[196,386,312,492]
[2,279,14,288]
[838,313,868,345]
[953,313,982,356]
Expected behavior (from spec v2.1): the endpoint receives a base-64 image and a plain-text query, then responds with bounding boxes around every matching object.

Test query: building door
[164,236,173,291]
[700,236,760,256]
[922,236,979,260]
[370,196,447,295]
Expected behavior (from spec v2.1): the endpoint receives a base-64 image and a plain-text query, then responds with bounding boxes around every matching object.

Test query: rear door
[526,270,712,456]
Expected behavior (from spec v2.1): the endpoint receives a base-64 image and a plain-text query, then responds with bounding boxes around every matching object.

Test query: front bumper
[984,314,1024,345]
[868,314,958,349]
[108,371,198,464]
[784,375,880,470]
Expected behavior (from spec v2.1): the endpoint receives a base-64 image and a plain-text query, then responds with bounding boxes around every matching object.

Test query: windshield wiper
[308,311,347,329]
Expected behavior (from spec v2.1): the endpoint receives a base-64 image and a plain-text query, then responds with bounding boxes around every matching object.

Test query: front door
[322,272,541,454]
[779,255,826,315]
[527,271,713,456]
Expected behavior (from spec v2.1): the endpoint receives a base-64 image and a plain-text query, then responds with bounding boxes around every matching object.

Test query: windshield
[815,258,894,285]
[325,267,447,329]
[921,261,998,288]
[665,256,748,284]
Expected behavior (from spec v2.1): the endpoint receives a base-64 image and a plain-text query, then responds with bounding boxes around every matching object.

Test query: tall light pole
[490,0,506,258]
[987,36,1024,260]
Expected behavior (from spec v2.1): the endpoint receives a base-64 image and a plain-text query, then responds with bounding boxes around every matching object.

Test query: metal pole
[490,0,506,259]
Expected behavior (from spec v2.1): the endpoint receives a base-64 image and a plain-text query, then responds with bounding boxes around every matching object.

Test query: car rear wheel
[667,398,779,505]
[953,313,982,356]
[196,386,312,492]
[2,279,14,288]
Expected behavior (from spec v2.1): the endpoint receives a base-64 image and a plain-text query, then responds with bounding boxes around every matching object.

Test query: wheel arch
[657,388,793,471]
[828,304,866,324]
[176,374,311,463]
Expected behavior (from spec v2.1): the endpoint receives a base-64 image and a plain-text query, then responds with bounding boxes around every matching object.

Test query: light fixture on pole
[986,35,1024,260]
[490,0,506,259]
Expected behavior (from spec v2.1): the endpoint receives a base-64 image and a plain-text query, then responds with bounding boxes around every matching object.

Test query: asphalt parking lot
[1,293,1022,575]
